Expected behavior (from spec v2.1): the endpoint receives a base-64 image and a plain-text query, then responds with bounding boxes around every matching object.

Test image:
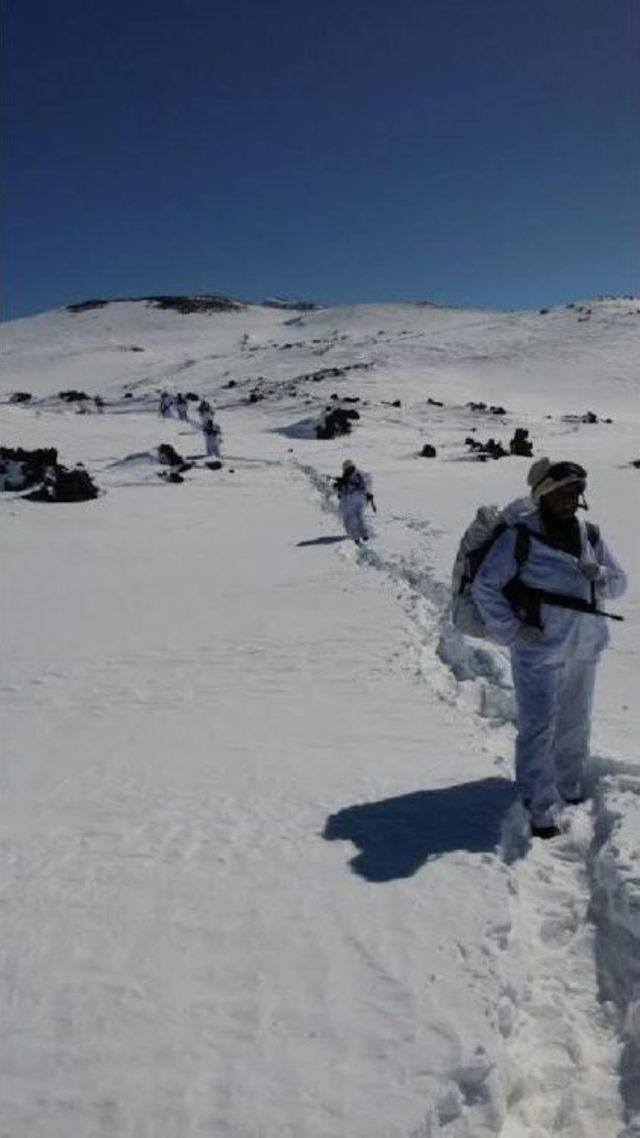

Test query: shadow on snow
[296,535,348,547]
[323,777,516,881]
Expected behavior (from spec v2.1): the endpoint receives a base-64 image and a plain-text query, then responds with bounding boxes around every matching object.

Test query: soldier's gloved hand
[579,558,607,584]
[517,624,543,644]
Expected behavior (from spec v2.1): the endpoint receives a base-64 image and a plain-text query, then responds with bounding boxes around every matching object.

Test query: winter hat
[342,459,355,472]
[527,457,587,506]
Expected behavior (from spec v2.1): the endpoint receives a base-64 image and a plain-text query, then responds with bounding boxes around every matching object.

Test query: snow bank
[591,772,640,1129]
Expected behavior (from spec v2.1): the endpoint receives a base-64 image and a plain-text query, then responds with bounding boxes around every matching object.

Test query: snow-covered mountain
[2,296,639,1137]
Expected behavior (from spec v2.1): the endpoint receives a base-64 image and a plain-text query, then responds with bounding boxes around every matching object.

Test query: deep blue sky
[4,0,638,318]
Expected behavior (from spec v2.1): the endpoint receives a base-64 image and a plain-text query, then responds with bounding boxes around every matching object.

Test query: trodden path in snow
[302,462,631,1137]
[499,811,622,1138]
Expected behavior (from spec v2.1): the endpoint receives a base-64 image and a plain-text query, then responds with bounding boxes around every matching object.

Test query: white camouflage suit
[471,513,626,826]
[203,420,222,457]
[337,469,372,543]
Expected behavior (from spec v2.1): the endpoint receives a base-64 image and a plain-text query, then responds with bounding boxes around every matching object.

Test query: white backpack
[451,498,534,639]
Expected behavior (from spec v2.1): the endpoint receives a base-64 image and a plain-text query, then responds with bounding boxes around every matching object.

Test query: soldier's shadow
[323,777,515,881]
[297,535,348,547]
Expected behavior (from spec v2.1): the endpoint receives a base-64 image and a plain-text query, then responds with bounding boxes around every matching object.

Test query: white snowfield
[1,296,639,1137]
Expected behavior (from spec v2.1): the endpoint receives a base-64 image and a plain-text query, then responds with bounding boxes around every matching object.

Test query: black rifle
[503,577,624,629]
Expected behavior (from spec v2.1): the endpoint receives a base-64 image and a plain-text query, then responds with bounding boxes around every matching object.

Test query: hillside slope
[1,297,639,1137]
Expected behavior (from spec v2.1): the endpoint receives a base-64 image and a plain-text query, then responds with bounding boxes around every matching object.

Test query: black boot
[530,821,561,839]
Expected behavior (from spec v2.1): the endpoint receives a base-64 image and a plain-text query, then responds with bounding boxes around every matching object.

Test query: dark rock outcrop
[59,389,89,402]
[157,444,191,472]
[467,402,507,415]
[25,463,100,502]
[67,294,244,315]
[148,295,243,314]
[466,437,509,460]
[67,299,109,313]
[316,407,359,439]
[509,428,533,457]
[0,446,58,490]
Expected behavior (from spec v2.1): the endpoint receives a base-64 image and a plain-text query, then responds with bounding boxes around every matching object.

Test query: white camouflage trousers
[511,652,597,825]
[340,492,369,542]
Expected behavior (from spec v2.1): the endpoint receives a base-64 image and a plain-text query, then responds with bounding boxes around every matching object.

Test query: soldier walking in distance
[203,417,222,458]
[333,460,376,545]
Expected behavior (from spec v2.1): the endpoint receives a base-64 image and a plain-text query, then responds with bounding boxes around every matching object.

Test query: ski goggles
[531,461,586,492]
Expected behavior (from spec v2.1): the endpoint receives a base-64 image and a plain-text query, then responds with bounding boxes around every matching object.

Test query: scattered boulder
[509,427,533,457]
[420,444,437,458]
[25,463,100,502]
[561,411,612,425]
[580,411,613,424]
[0,460,31,490]
[467,401,507,415]
[296,363,372,385]
[205,460,223,471]
[539,308,550,315]
[631,459,640,469]
[59,389,89,402]
[9,392,32,403]
[466,437,509,460]
[427,397,444,407]
[224,379,237,389]
[0,446,58,491]
[157,444,192,473]
[316,406,359,439]
[157,470,184,484]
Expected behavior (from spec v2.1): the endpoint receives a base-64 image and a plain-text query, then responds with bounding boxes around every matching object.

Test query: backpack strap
[585,521,600,549]
[513,524,531,572]
[502,525,540,626]
[582,520,600,609]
